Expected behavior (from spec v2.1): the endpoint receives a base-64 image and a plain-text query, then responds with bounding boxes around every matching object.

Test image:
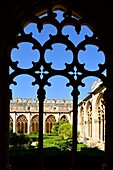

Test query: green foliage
[51,119,69,135]
[77,143,89,151]
[10,132,32,149]
[10,133,19,148]
[26,133,38,142]
[77,131,80,138]
[9,126,13,135]
[43,135,62,148]
[58,123,72,140]
[51,124,59,135]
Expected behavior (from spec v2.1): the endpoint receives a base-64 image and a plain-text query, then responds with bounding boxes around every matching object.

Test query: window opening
[9,9,106,170]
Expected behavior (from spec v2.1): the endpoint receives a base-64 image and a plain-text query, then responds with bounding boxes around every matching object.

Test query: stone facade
[77,79,105,150]
[10,98,73,134]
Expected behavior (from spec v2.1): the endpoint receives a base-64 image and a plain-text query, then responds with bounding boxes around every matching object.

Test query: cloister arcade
[77,80,105,149]
[9,79,106,150]
[9,98,72,134]
[9,114,68,134]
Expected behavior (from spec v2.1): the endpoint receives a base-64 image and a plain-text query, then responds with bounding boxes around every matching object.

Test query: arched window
[45,115,56,133]
[7,2,107,170]
[30,115,39,133]
[17,115,28,133]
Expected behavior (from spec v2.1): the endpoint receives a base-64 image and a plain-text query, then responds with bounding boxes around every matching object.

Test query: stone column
[15,113,18,133]
[102,51,113,169]
[92,94,97,140]
[83,102,87,143]
[101,117,103,141]
[27,112,31,133]
[71,89,78,170]
[0,87,11,170]
[103,87,113,170]
[77,106,81,132]
[37,88,45,170]
[43,113,46,134]
[13,112,16,133]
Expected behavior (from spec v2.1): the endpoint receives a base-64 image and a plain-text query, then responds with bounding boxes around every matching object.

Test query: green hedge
[9,133,104,170]
[9,146,104,170]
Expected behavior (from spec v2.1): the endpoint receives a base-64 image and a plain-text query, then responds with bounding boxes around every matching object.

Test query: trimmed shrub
[58,123,72,140]
[51,119,69,136]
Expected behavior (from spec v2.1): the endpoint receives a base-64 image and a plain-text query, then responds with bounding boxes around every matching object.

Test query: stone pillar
[27,112,31,133]
[102,51,113,169]
[101,117,103,141]
[102,87,113,170]
[59,112,60,121]
[77,106,81,132]
[37,88,45,170]
[43,113,45,134]
[83,102,87,143]
[92,94,97,140]
[0,87,11,170]
[15,113,18,133]
[13,112,16,133]
[71,89,78,170]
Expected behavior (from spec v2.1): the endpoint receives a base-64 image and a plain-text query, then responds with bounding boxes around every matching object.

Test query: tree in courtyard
[51,119,69,135]
[58,123,72,140]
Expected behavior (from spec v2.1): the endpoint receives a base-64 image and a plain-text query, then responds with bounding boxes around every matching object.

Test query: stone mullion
[0,87,11,170]
[92,97,96,139]
[37,88,45,170]
[83,103,87,142]
[71,89,78,170]
[103,84,113,169]
[101,116,103,141]
[91,117,92,137]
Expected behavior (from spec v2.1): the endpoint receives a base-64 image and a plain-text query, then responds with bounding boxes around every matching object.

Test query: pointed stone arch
[45,115,56,133]
[30,115,39,133]
[17,114,28,133]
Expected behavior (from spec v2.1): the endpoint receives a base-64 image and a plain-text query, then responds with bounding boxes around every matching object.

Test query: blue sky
[10,10,105,102]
